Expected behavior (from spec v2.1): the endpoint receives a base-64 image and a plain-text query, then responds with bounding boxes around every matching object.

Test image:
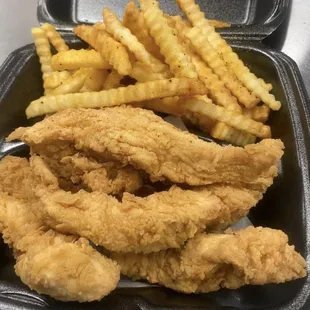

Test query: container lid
[37,0,290,41]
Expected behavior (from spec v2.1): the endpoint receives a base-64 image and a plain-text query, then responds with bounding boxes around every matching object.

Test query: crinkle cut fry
[243,105,270,123]
[130,61,169,82]
[51,49,111,71]
[173,16,241,112]
[41,23,69,52]
[31,27,53,94]
[184,99,271,139]
[176,0,281,110]
[43,71,71,90]
[111,226,307,293]
[208,19,231,28]
[211,122,256,146]
[80,69,109,92]
[123,1,164,61]
[138,0,198,79]
[103,69,124,90]
[172,17,251,143]
[103,8,167,74]
[50,68,90,95]
[26,78,207,118]
[185,26,259,108]
[74,24,132,75]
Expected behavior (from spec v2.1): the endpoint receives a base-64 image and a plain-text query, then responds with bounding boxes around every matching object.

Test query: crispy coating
[83,165,142,194]
[111,227,307,293]
[42,153,143,195]
[206,184,263,229]
[0,157,120,302]
[39,181,267,253]
[9,106,284,190]
[0,156,36,200]
[39,186,225,253]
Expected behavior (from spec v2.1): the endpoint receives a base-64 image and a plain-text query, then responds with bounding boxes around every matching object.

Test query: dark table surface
[0,0,309,96]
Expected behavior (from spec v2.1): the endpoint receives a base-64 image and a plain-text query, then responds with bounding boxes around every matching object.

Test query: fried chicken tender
[39,180,267,253]
[39,186,225,253]
[8,107,284,190]
[206,184,263,229]
[111,227,307,293]
[42,153,143,195]
[0,156,37,200]
[0,157,120,302]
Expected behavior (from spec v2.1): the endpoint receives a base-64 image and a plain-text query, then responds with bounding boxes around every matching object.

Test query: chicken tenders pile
[0,106,306,302]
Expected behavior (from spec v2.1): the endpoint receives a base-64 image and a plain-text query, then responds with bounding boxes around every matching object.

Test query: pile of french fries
[28,0,281,146]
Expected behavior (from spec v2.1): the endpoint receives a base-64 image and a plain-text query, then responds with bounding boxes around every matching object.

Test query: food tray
[0,0,310,309]
[38,0,290,40]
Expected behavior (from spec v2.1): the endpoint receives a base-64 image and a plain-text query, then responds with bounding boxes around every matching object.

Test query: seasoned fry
[259,78,273,91]
[142,96,216,133]
[173,17,241,112]
[41,23,69,52]
[185,27,259,108]
[142,97,182,115]
[80,69,109,92]
[43,71,71,90]
[93,22,106,30]
[183,99,271,138]
[139,0,197,79]
[26,78,207,118]
[31,27,53,94]
[181,96,216,133]
[130,61,168,82]
[123,2,164,61]
[51,49,111,71]
[29,0,277,145]
[211,122,256,146]
[176,0,280,110]
[224,52,281,110]
[74,25,132,75]
[192,56,241,111]
[50,68,90,95]
[103,8,167,74]
[208,19,231,28]
[184,111,215,133]
[243,105,270,123]
[103,70,124,90]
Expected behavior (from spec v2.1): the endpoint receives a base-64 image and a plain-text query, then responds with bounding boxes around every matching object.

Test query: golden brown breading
[111,227,307,293]
[82,165,142,194]
[42,153,143,195]
[39,182,267,253]
[8,106,284,190]
[0,157,120,302]
[206,184,263,229]
[0,156,36,200]
[0,193,120,302]
[39,186,225,253]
